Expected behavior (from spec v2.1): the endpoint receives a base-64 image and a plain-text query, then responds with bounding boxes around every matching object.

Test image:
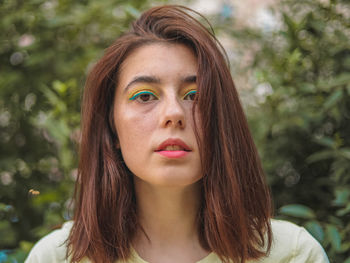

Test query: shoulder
[258,219,329,263]
[25,221,74,263]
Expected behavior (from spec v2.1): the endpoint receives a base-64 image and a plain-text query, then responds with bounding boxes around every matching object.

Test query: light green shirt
[25,219,329,263]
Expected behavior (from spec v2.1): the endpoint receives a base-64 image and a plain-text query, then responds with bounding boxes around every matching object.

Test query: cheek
[185,104,202,140]
[115,108,157,154]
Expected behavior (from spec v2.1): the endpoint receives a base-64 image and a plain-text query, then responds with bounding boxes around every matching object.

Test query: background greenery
[0,0,349,262]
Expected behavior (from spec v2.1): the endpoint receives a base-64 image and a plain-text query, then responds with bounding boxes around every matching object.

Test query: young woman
[25,5,329,263]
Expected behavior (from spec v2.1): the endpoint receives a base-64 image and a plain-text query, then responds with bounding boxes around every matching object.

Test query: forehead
[118,43,198,86]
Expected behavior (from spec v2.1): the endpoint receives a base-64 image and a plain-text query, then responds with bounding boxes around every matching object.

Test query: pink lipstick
[155,138,191,159]
[157,150,189,158]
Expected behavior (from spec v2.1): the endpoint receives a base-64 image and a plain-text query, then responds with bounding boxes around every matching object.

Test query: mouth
[155,138,192,158]
[155,138,191,152]
[156,145,191,152]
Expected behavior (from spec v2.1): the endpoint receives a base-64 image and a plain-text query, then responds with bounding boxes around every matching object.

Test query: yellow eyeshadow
[128,87,159,100]
[181,84,197,99]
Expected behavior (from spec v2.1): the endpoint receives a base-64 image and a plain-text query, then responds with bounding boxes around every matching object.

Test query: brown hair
[68,5,272,263]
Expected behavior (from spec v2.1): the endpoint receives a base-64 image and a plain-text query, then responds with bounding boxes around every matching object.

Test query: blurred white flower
[18,34,35,47]
[0,111,10,127]
[255,82,273,103]
[1,172,13,185]
[24,93,37,111]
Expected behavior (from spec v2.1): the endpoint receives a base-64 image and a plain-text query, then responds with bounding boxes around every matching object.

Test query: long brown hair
[68,5,272,263]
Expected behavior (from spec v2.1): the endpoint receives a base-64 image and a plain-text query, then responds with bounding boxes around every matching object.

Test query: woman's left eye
[183,90,197,101]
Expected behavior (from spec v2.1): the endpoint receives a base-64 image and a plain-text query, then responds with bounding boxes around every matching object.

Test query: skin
[113,43,209,263]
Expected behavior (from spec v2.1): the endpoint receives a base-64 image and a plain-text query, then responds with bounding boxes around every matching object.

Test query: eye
[183,90,197,101]
[129,91,158,102]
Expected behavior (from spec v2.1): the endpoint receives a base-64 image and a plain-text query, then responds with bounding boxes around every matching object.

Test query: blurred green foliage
[0,0,349,262]
[227,0,350,261]
[0,0,159,261]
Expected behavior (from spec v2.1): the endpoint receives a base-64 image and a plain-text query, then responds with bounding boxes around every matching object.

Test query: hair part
[68,5,272,263]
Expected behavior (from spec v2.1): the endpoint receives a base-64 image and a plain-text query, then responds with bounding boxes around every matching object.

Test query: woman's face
[113,43,202,187]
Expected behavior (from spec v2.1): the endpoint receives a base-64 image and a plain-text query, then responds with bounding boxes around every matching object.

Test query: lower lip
[156,150,189,158]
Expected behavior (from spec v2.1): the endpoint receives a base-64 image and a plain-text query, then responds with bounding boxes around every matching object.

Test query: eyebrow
[123,75,197,93]
[183,75,197,84]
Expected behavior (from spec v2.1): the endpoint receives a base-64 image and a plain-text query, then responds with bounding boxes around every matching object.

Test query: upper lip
[155,138,192,151]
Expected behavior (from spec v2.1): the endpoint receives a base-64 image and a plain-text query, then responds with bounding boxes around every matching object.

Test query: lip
[157,150,189,158]
[155,138,192,152]
[155,138,192,158]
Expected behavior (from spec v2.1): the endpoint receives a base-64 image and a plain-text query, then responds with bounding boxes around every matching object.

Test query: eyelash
[129,89,197,102]
[129,90,159,101]
[183,90,197,100]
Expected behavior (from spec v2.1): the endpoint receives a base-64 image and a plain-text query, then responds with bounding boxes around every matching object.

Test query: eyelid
[128,88,159,100]
[182,89,197,99]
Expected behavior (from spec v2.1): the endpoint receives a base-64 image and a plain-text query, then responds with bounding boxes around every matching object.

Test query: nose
[160,95,186,129]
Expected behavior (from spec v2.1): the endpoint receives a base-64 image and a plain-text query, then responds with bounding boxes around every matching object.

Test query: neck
[133,176,202,246]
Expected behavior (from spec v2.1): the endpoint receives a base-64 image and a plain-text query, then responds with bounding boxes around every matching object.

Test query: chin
[134,172,202,188]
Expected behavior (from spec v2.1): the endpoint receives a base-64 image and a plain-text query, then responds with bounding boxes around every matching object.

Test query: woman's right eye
[129,91,158,102]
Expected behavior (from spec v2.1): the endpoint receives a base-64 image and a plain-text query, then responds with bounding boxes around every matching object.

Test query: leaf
[300,83,316,93]
[318,73,350,90]
[336,203,350,217]
[305,221,324,242]
[326,225,341,252]
[340,148,350,160]
[52,80,68,95]
[288,48,301,66]
[332,73,350,87]
[328,215,343,227]
[282,12,298,34]
[323,89,343,110]
[0,203,7,212]
[279,204,316,219]
[306,150,335,163]
[333,188,350,206]
[313,136,336,148]
[19,241,34,253]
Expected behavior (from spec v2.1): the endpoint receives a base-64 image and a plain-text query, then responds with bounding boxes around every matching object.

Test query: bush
[0,0,152,260]
[1,0,349,262]
[228,0,350,261]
